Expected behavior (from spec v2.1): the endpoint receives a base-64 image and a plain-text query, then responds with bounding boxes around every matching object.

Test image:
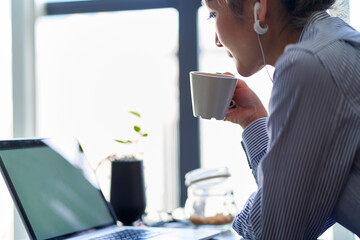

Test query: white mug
[189,71,238,120]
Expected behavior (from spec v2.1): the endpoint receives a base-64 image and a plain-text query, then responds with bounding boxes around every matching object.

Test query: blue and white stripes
[241,118,269,182]
[242,117,269,169]
[232,11,360,239]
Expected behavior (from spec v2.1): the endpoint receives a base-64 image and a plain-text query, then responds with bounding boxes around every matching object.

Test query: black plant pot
[110,159,146,225]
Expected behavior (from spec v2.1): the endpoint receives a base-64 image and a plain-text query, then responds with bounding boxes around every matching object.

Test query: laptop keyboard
[90,229,165,240]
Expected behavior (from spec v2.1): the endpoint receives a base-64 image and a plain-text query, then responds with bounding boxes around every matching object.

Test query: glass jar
[184,167,238,225]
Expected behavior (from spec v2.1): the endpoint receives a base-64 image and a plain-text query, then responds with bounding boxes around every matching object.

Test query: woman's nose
[215,34,223,47]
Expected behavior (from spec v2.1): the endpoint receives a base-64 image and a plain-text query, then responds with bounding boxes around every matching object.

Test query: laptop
[0,138,221,240]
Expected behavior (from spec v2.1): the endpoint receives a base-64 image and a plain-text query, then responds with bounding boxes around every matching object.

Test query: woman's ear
[256,0,267,24]
[254,0,269,34]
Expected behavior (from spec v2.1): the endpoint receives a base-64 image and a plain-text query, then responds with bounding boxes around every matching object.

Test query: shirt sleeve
[241,117,269,183]
[235,117,336,239]
[232,49,353,239]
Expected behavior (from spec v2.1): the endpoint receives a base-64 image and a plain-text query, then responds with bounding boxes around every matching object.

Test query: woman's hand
[225,76,268,129]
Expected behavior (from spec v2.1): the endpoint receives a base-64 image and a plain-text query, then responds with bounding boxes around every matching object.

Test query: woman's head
[204,0,266,76]
[203,0,336,76]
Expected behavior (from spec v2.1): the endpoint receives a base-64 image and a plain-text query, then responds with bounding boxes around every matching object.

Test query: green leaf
[129,111,141,118]
[133,125,141,132]
[114,139,133,144]
[142,133,148,137]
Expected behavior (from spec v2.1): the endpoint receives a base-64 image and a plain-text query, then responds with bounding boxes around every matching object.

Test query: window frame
[13,0,202,207]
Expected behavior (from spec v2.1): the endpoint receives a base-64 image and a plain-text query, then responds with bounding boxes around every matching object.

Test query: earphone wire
[256,33,273,82]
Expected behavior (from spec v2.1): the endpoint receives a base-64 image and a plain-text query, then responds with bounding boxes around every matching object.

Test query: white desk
[214,230,239,240]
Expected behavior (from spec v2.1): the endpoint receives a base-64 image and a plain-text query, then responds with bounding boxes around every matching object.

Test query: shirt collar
[298,11,331,42]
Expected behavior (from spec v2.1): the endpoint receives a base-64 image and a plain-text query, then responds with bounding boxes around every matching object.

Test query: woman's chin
[236,63,264,77]
[236,66,256,77]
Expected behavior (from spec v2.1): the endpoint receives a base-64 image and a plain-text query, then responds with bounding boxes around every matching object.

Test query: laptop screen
[0,138,115,240]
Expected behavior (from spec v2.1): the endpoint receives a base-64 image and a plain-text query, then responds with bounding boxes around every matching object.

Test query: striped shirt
[232,11,360,239]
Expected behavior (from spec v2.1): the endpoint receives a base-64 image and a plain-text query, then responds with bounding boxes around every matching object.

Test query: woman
[203,0,360,239]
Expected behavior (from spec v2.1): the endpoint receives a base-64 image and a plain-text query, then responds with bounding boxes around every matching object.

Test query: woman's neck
[265,28,302,66]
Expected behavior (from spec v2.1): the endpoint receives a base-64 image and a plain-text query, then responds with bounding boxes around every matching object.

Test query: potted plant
[98,111,148,226]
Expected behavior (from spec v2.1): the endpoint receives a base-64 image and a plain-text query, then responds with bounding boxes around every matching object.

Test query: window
[10,0,201,238]
[36,0,201,209]
[35,8,179,212]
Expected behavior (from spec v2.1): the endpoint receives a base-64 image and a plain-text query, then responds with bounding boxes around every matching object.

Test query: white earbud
[253,2,268,35]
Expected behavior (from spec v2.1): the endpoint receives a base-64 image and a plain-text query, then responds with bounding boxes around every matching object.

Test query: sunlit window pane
[35,8,179,212]
[350,0,360,31]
